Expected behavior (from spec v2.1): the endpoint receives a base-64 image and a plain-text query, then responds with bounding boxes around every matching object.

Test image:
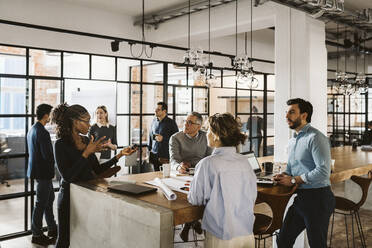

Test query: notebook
[246,152,274,184]
[108,183,157,195]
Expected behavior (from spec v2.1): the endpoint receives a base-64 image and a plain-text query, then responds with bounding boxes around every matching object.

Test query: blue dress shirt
[285,124,331,189]
[188,146,257,240]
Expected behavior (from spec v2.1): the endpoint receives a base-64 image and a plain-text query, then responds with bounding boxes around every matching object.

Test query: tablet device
[108,184,157,195]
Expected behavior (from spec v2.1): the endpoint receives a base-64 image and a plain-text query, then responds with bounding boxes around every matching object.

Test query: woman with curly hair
[188,113,257,248]
[51,103,135,248]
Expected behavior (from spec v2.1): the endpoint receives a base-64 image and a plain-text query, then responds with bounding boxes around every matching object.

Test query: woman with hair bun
[51,103,135,248]
[188,113,257,248]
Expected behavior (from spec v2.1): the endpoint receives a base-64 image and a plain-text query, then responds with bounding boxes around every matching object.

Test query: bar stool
[253,184,298,248]
[329,171,372,248]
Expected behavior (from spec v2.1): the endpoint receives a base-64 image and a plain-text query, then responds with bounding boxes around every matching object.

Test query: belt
[296,186,331,194]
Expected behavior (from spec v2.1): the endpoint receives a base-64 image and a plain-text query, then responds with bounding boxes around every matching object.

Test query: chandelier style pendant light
[183,0,208,85]
[205,0,218,88]
[130,0,154,58]
[357,33,368,94]
[233,0,258,88]
[334,24,346,94]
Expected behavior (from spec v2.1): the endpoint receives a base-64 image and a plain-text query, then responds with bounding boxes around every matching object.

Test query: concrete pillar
[274,7,327,162]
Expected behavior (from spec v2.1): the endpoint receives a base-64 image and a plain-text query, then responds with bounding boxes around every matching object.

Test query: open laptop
[246,152,274,184]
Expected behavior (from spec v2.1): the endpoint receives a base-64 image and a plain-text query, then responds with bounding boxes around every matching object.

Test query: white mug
[160,163,171,178]
[331,159,335,172]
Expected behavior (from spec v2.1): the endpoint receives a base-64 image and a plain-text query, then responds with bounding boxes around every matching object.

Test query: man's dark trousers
[277,186,335,248]
[149,152,162,171]
[31,179,57,236]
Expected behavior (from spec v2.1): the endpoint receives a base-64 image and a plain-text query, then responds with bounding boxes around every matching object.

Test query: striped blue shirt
[285,124,332,189]
[188,147,257,240]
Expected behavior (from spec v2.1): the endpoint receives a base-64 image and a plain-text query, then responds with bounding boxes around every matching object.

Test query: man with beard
[148,102,178,171]
[274,98,335,248]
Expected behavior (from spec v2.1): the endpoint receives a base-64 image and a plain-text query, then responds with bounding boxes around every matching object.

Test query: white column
[274,7,327,163]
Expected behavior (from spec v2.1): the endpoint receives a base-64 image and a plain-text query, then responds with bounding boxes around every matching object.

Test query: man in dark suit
[27,104,57,246]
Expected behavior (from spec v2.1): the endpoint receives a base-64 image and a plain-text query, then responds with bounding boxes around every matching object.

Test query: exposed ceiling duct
[133,0,235,29]
[255,0,372,33]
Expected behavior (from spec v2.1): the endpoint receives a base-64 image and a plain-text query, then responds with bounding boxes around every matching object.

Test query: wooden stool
[329,171,372,248]
[254,184,297,248]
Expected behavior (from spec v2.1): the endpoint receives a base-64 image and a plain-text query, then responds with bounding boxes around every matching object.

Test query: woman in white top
[188,113,257,248]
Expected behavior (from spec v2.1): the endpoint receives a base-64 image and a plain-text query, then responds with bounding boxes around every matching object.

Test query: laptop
[246,152,274,183]
[108,183,157,195]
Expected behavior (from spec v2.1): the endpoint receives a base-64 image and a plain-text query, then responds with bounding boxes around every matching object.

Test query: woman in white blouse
[188,113,257,248]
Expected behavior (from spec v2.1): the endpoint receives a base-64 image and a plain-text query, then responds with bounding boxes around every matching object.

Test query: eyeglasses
[79,119,90,125]
[184,120,200,126]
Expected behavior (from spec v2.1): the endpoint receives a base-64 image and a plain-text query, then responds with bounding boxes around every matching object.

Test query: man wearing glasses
[169,111,213,242]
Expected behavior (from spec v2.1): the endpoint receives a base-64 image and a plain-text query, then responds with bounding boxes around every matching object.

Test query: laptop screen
[246,152,261,172]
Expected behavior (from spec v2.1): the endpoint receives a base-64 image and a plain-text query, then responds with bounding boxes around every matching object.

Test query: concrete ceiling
[54,0,372,17]
[52,0,188,16]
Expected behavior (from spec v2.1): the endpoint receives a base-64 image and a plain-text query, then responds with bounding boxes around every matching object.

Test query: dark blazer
[88,124,117,159]
[26,122,55,180]
[148,116,179,159]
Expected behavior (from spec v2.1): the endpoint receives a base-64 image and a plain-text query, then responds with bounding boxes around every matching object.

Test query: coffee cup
[262,162,273,173]
[160,163,171,178]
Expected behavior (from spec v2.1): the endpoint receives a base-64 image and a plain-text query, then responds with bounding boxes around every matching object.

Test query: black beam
[0,19,274,64]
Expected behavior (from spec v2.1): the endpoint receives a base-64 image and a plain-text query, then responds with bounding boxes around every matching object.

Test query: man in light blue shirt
[274,98,335,248]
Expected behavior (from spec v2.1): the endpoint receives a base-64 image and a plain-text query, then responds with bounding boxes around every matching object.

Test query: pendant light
[357,33,368,94]
[130,0,154,58]
[205,0,217,88]
[183,0,207,85]
[233,0,258,88]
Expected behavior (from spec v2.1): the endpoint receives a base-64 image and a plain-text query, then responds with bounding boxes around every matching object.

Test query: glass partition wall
[0,43,275,240]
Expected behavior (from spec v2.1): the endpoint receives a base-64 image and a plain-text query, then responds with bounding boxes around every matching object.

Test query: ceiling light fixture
[130,0,154,58]
[233,0,258,88]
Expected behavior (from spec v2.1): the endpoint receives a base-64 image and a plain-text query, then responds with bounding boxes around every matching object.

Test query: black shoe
[31,234,55,246]
[180,227,190,242]
[193,221,203,235]
[179,223,192,242]
[47,229,58,239]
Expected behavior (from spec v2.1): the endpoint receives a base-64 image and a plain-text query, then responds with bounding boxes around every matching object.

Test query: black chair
[329,171,372,248]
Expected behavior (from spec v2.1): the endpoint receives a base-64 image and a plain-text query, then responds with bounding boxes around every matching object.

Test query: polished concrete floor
[1,180,372,248]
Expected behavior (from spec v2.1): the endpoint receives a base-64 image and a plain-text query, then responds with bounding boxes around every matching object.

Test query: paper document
[153,178,177,200]
[146,177,191,194]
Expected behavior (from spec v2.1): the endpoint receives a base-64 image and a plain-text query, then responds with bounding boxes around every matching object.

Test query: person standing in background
[89,105,117,160]
[27,104,57,246]
[148,102,178,171]
[246,106,263,157]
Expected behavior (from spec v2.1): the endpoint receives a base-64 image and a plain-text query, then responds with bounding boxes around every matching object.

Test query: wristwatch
[291,177,296,185]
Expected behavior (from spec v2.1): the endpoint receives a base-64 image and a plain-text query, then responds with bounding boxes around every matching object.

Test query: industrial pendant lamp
[357,33,368,94]
[183,0,207,85]
[130,0,154,58]
[205,0,218,88]
[233,0,258,88]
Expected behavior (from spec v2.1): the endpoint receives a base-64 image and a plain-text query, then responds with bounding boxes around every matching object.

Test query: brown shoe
[193,221,203,235]
[179,223,191,242]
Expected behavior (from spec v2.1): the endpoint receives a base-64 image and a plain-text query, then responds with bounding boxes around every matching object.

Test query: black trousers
[277,186,335,248]
[56,185,70,248]
[149,152,163,171]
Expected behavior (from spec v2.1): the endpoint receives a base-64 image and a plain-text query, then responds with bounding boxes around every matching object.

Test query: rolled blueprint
[154,177,177,201]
